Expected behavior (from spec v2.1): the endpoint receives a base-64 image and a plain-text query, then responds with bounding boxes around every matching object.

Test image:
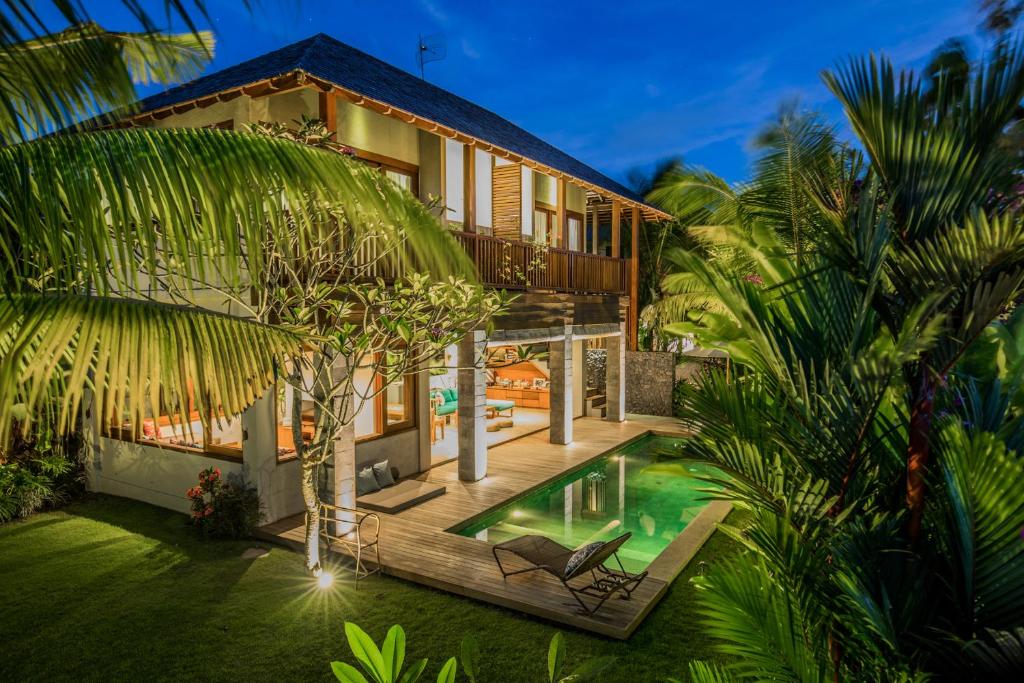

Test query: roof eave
[121,68,671,220]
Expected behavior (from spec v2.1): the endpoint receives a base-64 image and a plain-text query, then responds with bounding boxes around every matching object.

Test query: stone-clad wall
[625,351,676,416]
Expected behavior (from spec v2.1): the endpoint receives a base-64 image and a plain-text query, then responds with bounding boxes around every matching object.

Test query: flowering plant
[185,466,260,539]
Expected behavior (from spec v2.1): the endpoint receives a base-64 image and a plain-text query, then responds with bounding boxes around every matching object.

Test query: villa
[80,33,721,637]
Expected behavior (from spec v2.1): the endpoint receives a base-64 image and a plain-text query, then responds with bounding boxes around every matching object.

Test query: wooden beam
[555,177,566,249]
[630,206,640,351]
[439,135,448,227]
[611,200,621,258]
[318,91,337,133]
[464,143,476,232]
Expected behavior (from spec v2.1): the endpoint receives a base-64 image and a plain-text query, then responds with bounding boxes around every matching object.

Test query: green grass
[0,494,748,682]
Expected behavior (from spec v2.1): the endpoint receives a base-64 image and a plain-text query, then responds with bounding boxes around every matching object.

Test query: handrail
[450,230,628,295]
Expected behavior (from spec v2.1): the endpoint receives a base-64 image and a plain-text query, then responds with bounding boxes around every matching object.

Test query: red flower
[203,505,214,517]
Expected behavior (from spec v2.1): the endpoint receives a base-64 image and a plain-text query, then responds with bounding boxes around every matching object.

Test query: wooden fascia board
[119,68,672,219]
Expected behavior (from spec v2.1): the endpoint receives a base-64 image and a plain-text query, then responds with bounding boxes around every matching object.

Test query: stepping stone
[240,547,270,560]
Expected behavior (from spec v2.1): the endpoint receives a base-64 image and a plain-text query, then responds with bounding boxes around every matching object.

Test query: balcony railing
[452,231,627,295]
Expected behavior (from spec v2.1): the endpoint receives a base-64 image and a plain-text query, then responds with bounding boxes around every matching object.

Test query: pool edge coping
[443,428,679,534]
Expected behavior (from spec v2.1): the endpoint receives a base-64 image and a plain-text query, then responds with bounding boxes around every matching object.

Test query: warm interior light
[511,509,524,519]
[317,572,334,589]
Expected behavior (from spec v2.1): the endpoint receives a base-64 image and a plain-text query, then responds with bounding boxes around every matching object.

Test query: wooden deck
[258,415,729,639]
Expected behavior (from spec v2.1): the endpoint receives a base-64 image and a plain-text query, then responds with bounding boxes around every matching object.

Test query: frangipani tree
[0,0,483,565]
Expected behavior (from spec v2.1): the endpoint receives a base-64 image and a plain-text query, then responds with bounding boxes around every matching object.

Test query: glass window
[534,209,549,244]
[105,387,242,459]
[384,377,412,427]
[385,168,413,191]
[353,365,378,439]
[567,215,581,251]
[275,377,314,461]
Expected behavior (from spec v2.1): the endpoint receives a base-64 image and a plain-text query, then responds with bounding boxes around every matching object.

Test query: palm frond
[0,127,472,294]
[0,21,213,141]
[933,422,1024,630]
[0,293,304,441]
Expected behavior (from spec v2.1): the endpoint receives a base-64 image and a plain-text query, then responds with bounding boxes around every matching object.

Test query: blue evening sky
[84,1,982,184]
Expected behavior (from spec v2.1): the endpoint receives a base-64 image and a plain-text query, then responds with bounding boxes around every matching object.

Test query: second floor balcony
[451,231,628,296]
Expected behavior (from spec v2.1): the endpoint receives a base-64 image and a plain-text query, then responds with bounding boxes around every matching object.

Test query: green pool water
[456,435,722,573]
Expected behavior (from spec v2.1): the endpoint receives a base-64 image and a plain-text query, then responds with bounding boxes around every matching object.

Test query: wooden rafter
[113,68,670,221]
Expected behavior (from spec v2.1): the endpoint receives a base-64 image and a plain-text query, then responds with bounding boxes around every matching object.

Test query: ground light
[317,571,335,589]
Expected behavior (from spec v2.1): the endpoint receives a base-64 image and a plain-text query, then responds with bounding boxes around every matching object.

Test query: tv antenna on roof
[416,33,447,80]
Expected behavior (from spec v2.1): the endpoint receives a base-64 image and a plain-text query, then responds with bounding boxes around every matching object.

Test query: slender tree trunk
[301,459,321,574]
[906,369,934,543]
[291,367,323,575]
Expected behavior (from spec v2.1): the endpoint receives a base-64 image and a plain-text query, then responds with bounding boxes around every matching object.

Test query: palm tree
[823,43,1024,539]
[0,5,468,468]
[657,39,1024,682]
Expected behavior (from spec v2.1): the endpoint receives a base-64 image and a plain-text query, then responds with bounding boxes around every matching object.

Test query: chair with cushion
[491,532,646,615]
[431,388,515,422]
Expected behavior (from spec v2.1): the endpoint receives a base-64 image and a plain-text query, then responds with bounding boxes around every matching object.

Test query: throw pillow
[356,466,381,495]
[564,541,605,577]
[372,460,395,488]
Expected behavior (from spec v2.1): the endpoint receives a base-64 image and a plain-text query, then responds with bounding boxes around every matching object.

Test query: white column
[549,325,574,444]
[458,330,487,481]
[241,387,279,522]
[606,326,626,422]
[325,356,357,535]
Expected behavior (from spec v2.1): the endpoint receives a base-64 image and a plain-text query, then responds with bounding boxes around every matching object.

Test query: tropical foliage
[0,417,81,522]
[654,36,1024,682]
[0,0,484,574]
[330,624,613,683]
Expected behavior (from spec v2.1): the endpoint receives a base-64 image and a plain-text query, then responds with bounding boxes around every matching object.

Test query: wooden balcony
[452,231,627,295]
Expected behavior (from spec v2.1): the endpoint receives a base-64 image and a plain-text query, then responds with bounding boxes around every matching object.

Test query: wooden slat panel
[492,164,521,241]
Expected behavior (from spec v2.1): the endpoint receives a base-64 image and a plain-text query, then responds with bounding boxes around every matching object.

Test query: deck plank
[258,415,699,639]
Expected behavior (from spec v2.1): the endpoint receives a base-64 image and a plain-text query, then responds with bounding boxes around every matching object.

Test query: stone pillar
[325,356,357,535]
[241,387,279,522]
[458,330,487,481]
[549,325,574,444]
[606,326,626,422]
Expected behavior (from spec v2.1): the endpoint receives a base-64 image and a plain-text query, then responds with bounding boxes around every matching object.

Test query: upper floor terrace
[107,33,668,343]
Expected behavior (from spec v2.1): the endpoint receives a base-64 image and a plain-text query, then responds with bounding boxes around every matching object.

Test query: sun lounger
[357,479,446,514]
[491,532,647,615]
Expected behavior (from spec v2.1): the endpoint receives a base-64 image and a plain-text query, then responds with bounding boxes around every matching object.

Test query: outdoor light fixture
[317,572,335,589]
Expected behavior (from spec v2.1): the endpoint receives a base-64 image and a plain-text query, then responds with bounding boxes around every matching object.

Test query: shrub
[0,420,83,523]
[186,467,261,539]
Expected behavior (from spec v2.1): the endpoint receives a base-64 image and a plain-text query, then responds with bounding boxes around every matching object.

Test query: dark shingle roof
[136,33,654,209]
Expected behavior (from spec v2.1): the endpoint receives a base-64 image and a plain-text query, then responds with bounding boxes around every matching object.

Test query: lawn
[0,494,747,682]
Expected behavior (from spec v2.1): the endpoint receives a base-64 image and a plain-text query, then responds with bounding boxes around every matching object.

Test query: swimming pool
[455,434,722,573]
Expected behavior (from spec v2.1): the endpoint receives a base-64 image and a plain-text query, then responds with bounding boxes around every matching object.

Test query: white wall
[445,139,465,224]
[534,171,557,206]
[89,437,245,514]
[337,100,420,165]
[567,182,587,214]
[475,149,493,229]
[355,429,420,478]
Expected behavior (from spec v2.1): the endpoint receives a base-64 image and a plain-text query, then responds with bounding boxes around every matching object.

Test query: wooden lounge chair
[491,532,647,615]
